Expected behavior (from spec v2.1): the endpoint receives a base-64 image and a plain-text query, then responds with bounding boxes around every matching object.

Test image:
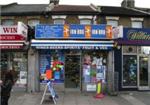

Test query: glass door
[65,54,81,90]
[138,56,150,90]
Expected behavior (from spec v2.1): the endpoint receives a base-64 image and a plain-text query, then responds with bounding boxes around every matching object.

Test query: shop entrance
[138,55,150,90]
[65,54,81,90]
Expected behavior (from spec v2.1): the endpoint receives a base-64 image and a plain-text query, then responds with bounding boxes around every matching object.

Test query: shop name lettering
[37,46,108,50]
[2,27,17,33]
[70,29,105,35]
[127,31,150,40]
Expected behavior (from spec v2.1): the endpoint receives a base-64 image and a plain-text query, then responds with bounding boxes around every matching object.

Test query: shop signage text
[35,46,111,50]
[35,24,112,39]
[0,22,28,41]
[117,28,150,45]
[127,31,150,40]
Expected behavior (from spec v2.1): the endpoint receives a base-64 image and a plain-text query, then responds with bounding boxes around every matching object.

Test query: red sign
[0,34,26,40]
[0,22,28,41]
[0,45,23,49]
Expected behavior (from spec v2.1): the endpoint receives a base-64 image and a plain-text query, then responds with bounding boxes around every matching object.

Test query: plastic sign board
[35,24,112,39]
[117,28,150,45]
[35,24,64,38]
[0,22,28,41]
[112,26,123,39]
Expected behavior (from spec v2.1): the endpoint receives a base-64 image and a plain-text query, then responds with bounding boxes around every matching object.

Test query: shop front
[31,24,115,92]
[0,22,28,91]
[115,28,150,90]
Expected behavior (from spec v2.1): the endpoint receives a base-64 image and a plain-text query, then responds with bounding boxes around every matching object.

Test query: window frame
[1,19,15,25]
[131,17,143,28]
[27,19,40,27]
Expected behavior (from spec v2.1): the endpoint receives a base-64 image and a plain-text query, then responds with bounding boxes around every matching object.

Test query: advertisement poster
[83,65,91,83]
[96,66,106,81]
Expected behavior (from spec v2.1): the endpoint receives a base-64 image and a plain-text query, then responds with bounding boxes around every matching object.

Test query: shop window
[12,52,27,86]
[0,53,8,71]
[138,46,150,55]
[28,19,40,27]
[0,52,27,87]
[39,50,64,83]
[123,46,137,54]
[82,51,107,84]
[1,19,14,25]
[122,55,137,87]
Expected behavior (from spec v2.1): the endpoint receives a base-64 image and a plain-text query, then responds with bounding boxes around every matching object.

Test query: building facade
[1,0,150,92]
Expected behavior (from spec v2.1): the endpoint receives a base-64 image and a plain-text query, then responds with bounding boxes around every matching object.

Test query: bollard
[94,80,105,99]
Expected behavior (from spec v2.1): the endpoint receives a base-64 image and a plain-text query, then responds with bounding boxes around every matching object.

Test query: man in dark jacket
[1,71,14,105]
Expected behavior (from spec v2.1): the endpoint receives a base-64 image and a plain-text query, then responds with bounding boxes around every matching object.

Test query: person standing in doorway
[1,70,14,105]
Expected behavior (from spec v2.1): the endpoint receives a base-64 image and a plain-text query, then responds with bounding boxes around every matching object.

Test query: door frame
[138,54,150,90]
[64,52,82,91]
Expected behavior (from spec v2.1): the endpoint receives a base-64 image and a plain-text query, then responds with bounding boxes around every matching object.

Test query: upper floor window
[106,16,119,27]
[54,19,65,24]
[107,20,118,27]
[28,19,40,27]
[80,19,91,25]
[1,19,14,25]
[131,18,143,28]
[131,21,142,28]
[78,15,92,25]
[52,15,66,24]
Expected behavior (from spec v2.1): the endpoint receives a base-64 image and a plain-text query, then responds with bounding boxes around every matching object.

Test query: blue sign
[35,24,64,38]
[118,28,150,45]
[91,24,106,38]
[35,24,108,39]
[69,24,85,38]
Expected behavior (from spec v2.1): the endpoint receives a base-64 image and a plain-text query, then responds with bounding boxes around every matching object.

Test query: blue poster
[54,71,60,80]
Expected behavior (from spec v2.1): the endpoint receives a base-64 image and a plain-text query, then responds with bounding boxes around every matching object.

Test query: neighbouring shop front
[31,24,115,92]
[115,28,150,91]
[0,22,28,91]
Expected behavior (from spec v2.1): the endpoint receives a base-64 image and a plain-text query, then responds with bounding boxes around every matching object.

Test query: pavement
[9,91,150,105]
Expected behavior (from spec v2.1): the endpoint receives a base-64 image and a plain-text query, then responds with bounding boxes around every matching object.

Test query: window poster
[83,52,107,84]
[40,50,64,83]
[123,55,137,86]
[83,65,91,83]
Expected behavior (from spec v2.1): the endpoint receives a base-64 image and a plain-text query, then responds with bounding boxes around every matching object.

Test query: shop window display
[12,52,27,86]
[39,50,64,83]
[82,51,107,91]
[0,52,27,87]
[123,55,137,87]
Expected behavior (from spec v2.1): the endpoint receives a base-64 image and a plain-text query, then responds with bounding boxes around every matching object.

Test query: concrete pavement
[9,91,150,105]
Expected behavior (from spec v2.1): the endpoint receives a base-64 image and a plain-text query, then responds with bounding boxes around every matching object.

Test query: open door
[65,54,81,90]
[138,55,150,90]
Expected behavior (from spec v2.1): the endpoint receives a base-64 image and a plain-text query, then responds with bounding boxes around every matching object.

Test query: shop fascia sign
[35,24,113,39]
[0,22,28,41]
[126,28,150,41]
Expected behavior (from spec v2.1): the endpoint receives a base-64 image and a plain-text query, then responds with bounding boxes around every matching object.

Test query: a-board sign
[47,81,56,98]
[40,81,57,104]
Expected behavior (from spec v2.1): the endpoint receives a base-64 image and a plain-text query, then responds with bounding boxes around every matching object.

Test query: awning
[0,41,24,49]
[31,39,114,50]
